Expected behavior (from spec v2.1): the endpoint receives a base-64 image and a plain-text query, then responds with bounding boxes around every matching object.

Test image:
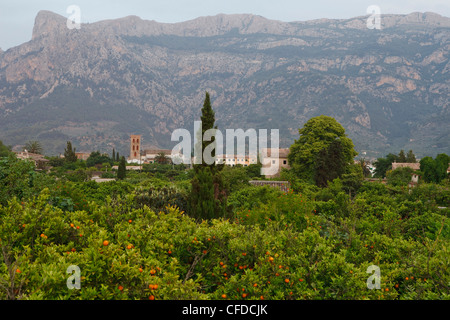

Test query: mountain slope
[0,10,449,157]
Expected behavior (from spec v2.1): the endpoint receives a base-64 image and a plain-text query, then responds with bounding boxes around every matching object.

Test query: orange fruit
[16,269,21,274]
[242,252,247,256]
[221,294,227,299]
[76,226,80,229]
[284,279,290,283]
[405,277,409,281]
[103,240,109,246]
[127,245,132,250]
[118,285,123,291]
[253,283,258,287]
[150,269,156,275]
[268,257,274,262]
[149,295,155,300]
[242,293,248,298]
[219,262,224,266]
[128,219,132,223]
[139,268,143,273]
[70,223,74,228]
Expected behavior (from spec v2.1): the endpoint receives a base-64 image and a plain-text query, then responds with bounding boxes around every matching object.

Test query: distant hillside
[0,10,449,157]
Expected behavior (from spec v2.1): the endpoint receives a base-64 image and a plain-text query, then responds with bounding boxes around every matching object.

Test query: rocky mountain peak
[32,10,67,41]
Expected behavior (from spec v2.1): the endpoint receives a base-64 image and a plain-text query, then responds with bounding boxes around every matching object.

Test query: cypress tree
[64,141,77,163]
[189,92,227,220]
[112,148,116,162]
[117,156,126,180]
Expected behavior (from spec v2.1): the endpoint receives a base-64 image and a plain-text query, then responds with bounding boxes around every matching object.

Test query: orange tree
[1,178,449,300]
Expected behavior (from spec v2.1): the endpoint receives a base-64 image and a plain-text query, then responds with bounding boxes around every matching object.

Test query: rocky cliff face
[0,10,448,157]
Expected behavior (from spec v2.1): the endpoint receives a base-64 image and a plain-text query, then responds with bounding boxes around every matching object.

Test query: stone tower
[129,134,141,160]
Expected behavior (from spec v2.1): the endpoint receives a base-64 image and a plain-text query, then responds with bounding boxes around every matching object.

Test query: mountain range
[0,10,449,158]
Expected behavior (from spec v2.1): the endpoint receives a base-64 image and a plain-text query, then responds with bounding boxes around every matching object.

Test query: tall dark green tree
[421,153,450,183]
[117,156,126,180]
[116,152,120,162]
[64,141,78,163]
[398,150,407,162]
[314,139,346,187]
[189,92,227,220]
[112,148,116,162]
[406,150,416,163]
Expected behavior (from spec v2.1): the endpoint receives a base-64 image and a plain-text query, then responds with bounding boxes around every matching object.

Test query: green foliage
[189,92,226,219]
[288,115,357,183]
[0,156,36,205]
[64,141,78,163]
[0,142,449,301]
[373,153,398,178]
[86,151,113,168]
[117,156,126,181]
[23,140,43,154]
[220,165,250,194]
[0,140,12,158]
[387,167,415,187]
[420,154,449,183]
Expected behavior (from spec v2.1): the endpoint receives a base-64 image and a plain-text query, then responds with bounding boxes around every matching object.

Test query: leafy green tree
[373,153,398,178]
[220,165,250,193]
[24,140,43,154]
[420,156,437,183]
[387,167,415,186]
[421,154,449,183]
[64,141,78,163]
[435,153,450,183]
[86,151,112,168]
[189,92,227,220]
[288,115,357,183]
[0,155,36,205]
[341,163,364,196]
[0,140,12,158]
[117,156,126,180]
[47,156,65,167]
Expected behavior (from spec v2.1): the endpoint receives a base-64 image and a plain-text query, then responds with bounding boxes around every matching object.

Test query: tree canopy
[288,115,357,185]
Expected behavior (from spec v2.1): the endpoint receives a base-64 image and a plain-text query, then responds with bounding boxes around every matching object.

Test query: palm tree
[154,152,170,164]
[24,140,43,154]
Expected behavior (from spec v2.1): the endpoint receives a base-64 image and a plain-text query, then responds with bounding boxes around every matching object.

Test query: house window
[283,160,287,165]
[134,152,137,157]
[133,146,135,151]
[133,139,135,143]
[137,139,139,144]
[272,160,276,164]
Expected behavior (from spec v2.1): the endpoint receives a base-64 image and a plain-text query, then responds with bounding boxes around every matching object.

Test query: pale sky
[1,0,449,50]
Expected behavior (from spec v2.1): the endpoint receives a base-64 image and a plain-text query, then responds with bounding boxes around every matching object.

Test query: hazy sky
[1,0,449,50]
